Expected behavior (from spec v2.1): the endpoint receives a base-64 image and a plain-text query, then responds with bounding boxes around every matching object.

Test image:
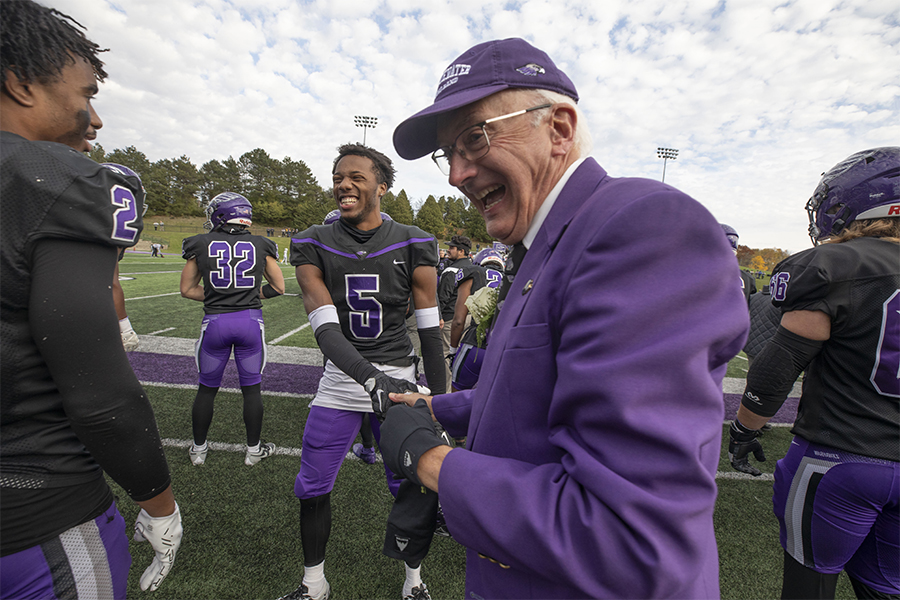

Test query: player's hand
[380,399,450,486]
[120,318,139,352]
[729,420,766,476]
[133,503,183,592]
[364,373,419,421]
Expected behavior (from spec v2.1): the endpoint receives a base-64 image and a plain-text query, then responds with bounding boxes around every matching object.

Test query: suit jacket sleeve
[435,175,749,598]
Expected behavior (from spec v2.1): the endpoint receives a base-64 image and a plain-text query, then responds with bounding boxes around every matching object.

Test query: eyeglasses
[431,103,552,176]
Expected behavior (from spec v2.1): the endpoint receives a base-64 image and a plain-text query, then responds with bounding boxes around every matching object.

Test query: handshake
[364,373,448,487]
[364,373,429,422]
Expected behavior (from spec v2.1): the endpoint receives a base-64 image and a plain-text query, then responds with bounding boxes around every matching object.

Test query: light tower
[354,116,378,145]
[657,147,679,183]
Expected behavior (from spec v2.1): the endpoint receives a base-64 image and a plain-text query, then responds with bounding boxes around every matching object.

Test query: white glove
[119,317,140,352]
[133,503,183,592]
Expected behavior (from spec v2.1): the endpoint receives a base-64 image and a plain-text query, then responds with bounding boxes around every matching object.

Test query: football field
[114,251,855,599]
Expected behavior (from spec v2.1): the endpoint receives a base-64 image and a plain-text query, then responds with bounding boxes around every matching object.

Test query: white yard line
[268,322,311,345]
[146,327,176,335]
[125,291,182,301]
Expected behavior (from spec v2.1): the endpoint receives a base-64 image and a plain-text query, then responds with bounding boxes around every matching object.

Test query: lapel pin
[522,279,533,295]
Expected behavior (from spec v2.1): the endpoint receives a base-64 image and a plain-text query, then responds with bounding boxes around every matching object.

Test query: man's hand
[729,420,766,476]
[364,373,421,421]
[133,503,183,591]
[380,399,449,486]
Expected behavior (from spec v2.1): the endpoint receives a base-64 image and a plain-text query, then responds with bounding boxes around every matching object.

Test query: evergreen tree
[414,195,445,240]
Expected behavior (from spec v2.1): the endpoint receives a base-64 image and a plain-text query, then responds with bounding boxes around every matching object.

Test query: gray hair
[509,88,593,158]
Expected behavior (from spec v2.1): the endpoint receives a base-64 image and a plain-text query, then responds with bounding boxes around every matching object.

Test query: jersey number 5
[346,274,383,340]
[208,240,257,289]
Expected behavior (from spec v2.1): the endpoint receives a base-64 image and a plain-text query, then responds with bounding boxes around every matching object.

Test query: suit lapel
[466,159,609,445]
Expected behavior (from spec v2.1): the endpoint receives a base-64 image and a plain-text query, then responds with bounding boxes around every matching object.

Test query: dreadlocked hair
[1,0,108,86]
[333,143,396,190]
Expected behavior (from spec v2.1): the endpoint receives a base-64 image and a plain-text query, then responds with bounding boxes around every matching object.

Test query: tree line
[736,245,791,273]
[87,144,489,243]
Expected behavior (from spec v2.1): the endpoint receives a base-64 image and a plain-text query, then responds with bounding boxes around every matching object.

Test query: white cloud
[49,0,899,252]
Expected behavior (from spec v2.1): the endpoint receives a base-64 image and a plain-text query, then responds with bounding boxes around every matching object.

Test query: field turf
[110,247,855,599]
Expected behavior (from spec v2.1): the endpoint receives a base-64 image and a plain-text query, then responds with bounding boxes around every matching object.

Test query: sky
[52,0,899,253]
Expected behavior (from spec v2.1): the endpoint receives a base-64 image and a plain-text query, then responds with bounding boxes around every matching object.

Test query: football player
[721,223,757,304]
[730,147,899,599]
[448,248,504,391]
[279,144,445,600]
[180,192,285,466]
[437,235,473,383]
[1,2,181,597]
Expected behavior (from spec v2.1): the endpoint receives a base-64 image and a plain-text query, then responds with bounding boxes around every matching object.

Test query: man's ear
[548,103,577,157]
[2,69,38,107]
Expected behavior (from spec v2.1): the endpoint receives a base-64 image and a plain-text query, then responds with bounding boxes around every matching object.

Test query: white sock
[247,443,260,454]
[404,563,422,591]
[193,441,207,451]
[304,562,326,593]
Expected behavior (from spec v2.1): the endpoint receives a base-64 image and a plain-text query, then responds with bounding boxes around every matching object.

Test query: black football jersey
[182,230,277,314]
[438,257,473,319]
[456,264,502,294]
[769,237,899,461]
[739,270,757,304]
[1,133,145,484]
[291,220,438,363]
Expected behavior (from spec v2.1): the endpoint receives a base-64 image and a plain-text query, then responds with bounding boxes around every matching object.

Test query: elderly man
[379,38,749,598]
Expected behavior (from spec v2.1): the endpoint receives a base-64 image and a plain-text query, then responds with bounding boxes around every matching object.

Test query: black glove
[364,373,418,422]
[379,399,448,486]
[729,419,766,476]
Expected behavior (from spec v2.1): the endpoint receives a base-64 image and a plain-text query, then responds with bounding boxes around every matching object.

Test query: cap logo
[516,63,545,76]
[437,63,471,95]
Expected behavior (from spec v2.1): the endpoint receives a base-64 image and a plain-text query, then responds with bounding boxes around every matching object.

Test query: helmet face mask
[806,147,900,246]
[205,192,252,231]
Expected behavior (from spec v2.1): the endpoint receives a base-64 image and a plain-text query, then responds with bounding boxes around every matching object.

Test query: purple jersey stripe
[367,237,436,258]
[291,238,358,260]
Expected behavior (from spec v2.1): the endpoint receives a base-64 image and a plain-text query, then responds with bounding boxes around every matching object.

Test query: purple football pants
[294,406,401,499]
[195,309,266,387]
[450,342,485,391]
[773,436,900,595]
[0,501,130,600]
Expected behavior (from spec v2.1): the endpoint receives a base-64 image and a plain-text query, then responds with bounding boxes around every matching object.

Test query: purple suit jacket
[433,158,749,599]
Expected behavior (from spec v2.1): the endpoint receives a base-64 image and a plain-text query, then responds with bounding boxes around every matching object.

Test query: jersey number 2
[208,240,257,289]
[110,185,140,243]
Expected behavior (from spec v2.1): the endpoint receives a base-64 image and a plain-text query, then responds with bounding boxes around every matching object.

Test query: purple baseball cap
[392,38,579,160]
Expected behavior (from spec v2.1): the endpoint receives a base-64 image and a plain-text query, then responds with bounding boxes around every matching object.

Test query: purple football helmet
[806,146,900,245]
[322,209,392,225]
[102,162,148,216]
[205,192,252,231]
[473,248,505,271]
[720,224,739,252]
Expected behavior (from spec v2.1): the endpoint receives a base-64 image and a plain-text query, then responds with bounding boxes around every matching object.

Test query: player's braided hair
[333,143,396,191]
[1,0,108,86]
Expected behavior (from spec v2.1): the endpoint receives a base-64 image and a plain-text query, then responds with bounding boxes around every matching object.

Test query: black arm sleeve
[741,325,824,418]
[29,239,171,502]
[418,326,446,395]
[314,322,380,385]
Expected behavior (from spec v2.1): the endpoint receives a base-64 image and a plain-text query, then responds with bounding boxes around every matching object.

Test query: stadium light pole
[354,116,378,146]
[657,147,679,183]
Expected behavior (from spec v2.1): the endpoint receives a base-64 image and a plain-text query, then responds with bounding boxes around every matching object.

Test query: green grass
[111,234,857,599]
